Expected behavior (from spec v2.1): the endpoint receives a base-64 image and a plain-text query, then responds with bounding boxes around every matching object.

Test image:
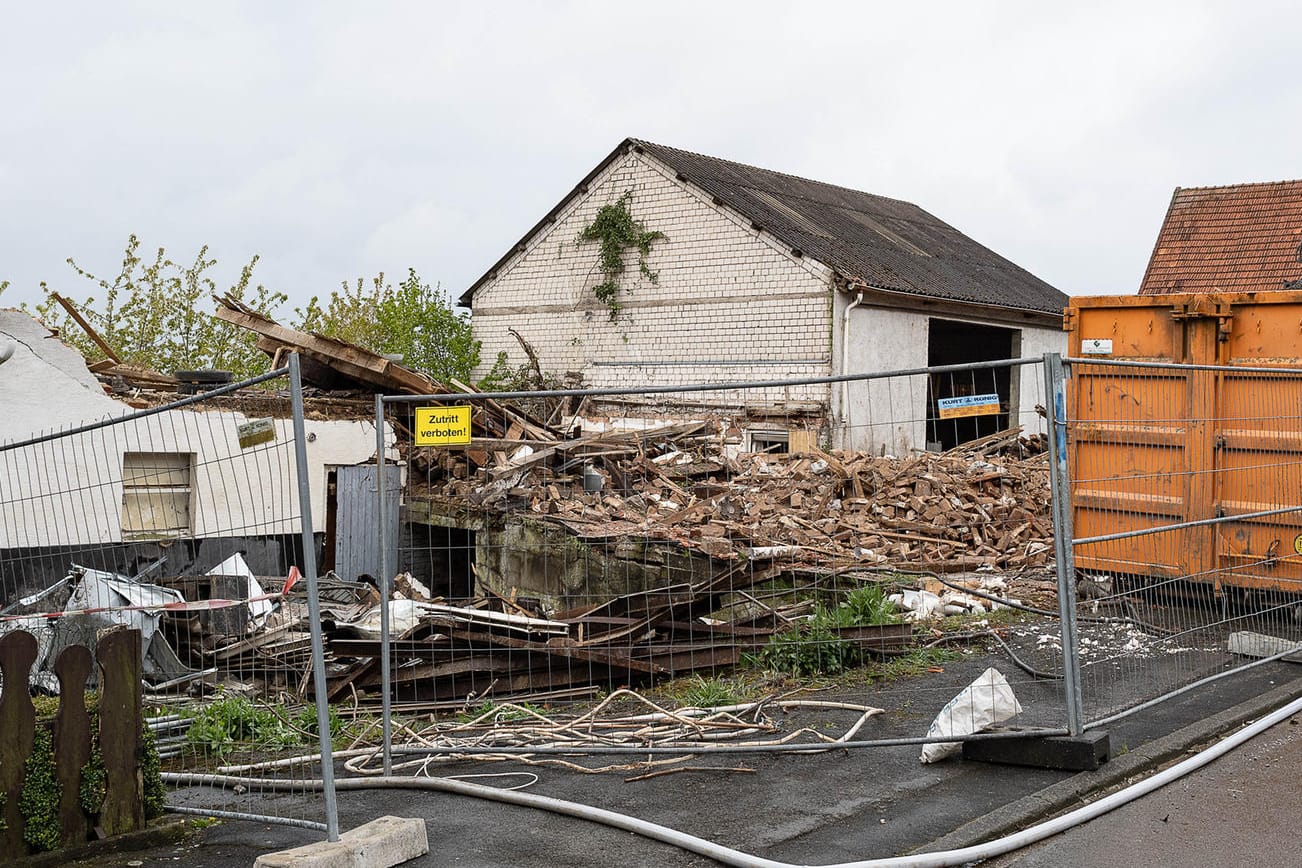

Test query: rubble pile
[409,423,1053,573]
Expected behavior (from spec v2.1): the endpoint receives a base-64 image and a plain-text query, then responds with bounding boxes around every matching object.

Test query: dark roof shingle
[633,140,1067,314]
[1138,180,1302,295]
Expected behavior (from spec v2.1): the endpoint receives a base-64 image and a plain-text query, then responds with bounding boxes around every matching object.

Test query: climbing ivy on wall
[577,191,666,321]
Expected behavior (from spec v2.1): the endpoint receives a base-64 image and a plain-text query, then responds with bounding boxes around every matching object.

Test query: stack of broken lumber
[321,561,917,707]
[409,425,1053,573]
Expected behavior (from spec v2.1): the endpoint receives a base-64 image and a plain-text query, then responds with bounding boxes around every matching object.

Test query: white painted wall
[469,149,836,410]
[1,309,127,437]
[832,300,1066,454]
[1,311,381,546]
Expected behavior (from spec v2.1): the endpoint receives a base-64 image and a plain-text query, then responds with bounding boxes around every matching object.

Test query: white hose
[165,693,1302,868]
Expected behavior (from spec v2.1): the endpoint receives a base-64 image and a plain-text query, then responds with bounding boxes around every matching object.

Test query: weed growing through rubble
[185,695,303,757]
[835,584,900,627]
[871,648,960,681]
[680,675,741,708]
[750,615,859,677]
[293,705,345,741]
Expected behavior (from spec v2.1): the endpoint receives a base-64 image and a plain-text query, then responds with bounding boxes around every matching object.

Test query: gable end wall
[469,150,835,408]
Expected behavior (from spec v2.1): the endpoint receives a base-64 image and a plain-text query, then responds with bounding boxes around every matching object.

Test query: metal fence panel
[0,360,338,837]
[1064,357,1302,726]
[356,358,1072,776]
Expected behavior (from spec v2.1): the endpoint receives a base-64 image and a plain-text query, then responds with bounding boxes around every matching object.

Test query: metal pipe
[1065,357,1302,375]
[165,804,327,832]
[288,352,341,842]
[379,357,1045,405]
[1075,502,1302,546]
[840,291,865,427]
[375,393,393,776]
[1043,352,1085,737]
[163,693,1302,868]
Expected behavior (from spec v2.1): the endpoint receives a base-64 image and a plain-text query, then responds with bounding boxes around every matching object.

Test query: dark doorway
[926,319,1018,451]
[401,524,475,600]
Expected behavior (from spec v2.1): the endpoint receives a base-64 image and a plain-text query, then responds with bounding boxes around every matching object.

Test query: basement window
[121,452,194,539]
[745,428,790,455]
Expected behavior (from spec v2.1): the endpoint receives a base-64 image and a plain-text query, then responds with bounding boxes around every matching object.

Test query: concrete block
[962,728,1110,772]
[341,816,429,867]
[253,817,428,868]
[253,840,356,868]
[1228,630,1302,663]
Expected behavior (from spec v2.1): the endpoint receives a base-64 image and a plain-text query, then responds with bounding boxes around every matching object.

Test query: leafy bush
[293,704,344,741]
[749,585,901,676]
[185,695,300,757]
[296,268,481,382]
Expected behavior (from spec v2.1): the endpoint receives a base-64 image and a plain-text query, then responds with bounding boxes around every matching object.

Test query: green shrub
[838,584,900,627]
[185,695,300,757]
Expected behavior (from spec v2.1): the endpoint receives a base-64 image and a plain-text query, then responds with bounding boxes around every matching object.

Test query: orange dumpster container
[1065,291,1302,595]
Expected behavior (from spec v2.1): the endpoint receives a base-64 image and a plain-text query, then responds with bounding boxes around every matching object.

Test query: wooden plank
[0,631,38,859]
[50,292,122,363]
[97,627,144,837]
[213,294,436,393]
[54,645,93,848]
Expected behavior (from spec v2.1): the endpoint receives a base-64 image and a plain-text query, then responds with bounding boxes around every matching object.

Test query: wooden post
[96,627,144,836]
[0,631,38,858]
[54,645,93,847]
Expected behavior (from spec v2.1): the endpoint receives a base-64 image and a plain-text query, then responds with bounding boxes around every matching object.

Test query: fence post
[1043,352,1085,736]
[289,353,341,841]
[98,626,144,836]
[375,393,393,775]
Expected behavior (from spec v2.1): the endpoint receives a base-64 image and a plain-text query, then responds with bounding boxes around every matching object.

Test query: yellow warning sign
[414,406,472,445]
[1292,533,1302,556]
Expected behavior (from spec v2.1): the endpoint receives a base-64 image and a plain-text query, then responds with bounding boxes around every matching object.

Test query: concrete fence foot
[254,817,428,868]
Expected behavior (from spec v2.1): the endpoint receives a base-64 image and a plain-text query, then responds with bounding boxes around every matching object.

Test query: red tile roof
[1139,180,1302,294]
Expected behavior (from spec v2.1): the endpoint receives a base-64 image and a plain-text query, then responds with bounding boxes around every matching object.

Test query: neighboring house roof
[460,138,1069,315]
[1138,180,1302,295]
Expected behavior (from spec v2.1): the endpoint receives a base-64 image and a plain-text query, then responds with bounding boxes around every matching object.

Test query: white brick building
[462,139,1068,454]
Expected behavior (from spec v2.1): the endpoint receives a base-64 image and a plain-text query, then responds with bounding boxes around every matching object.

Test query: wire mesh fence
[0,360,338,837]
[1065,357,1302,727]
[354,357,1073,774]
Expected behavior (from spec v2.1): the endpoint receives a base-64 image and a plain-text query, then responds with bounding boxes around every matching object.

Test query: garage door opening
[926,319,1019,451]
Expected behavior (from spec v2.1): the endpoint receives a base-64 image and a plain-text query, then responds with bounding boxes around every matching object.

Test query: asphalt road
[63,659,1302,868]
[989,714,1302,868]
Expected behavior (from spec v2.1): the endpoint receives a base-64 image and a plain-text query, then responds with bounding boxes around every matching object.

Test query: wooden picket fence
[0,626,146,858]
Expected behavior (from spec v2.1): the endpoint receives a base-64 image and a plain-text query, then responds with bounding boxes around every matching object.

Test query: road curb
[913,674,1302,854]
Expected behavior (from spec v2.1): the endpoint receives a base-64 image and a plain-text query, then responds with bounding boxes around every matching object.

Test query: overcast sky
[3,1,1300,314]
